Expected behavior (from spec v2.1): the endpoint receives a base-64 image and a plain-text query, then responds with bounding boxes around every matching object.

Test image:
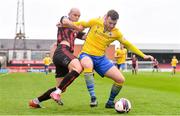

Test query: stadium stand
[0,39,115,72]
[0,39,179,72]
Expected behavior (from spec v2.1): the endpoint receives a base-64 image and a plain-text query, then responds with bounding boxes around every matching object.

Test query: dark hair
[107,9,119,20]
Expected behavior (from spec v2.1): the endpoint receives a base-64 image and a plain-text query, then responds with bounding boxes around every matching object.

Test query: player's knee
[115,77,125,84]
[81,56,93,68]
[69,59,82,73]
[72,63,82,73]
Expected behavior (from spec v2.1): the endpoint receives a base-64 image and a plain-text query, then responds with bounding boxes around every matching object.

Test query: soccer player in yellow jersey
[52,9,154,108]
[171,55,179,75]
[114,44,127,71]
[43,53,52,75]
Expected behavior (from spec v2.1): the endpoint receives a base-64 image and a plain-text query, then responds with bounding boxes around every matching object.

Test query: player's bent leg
[84,71,98,107]
[51,60,82,102]
[59,58,82,91]
[104,66,125,108]
[68,58,83,73]
[81,56,98,107]
[105,66,125,83]
[105,82,123,108]
[29,87,57,108]
[51,70,80,101]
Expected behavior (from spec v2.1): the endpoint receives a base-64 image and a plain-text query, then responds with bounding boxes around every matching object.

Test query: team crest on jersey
[108,32,112,36]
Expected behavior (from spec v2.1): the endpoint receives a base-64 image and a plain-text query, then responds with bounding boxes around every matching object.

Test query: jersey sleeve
[73,18,97,28]
[116,31,145,58]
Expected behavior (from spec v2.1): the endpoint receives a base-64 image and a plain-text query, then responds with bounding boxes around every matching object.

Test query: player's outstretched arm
[56,17,84,31]
[120,37,154,61]
[62,18,84,31]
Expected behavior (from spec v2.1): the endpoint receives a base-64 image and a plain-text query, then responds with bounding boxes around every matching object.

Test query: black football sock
[58,70,79,92]
[38,87,56,102]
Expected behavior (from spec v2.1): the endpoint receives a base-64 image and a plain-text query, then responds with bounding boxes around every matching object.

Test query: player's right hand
[144,55,154,61]
[56,22,62,27]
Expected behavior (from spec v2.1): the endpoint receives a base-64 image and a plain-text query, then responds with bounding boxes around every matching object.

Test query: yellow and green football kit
[116,48,127,64]
[171,58,178,67]
[43,57,52,66]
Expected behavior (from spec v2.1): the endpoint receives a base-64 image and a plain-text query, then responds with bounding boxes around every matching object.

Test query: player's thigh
[105,65,125,83]
[80,56,93,69]
[68,58,82,73]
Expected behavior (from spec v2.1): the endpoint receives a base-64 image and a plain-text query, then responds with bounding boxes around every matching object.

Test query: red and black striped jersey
[132,57,137,65]
[57,16,85,52]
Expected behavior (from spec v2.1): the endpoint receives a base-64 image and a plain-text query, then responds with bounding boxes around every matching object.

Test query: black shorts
[53,44,76,77]
[154,65,158,69]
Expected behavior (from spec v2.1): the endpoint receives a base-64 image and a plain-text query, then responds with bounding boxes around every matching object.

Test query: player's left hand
[76,25,84,31]
[144,55,154,61]
[56,22,62,27]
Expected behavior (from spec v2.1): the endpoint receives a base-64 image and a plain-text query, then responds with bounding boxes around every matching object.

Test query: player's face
[120,45,124,49]
[105,16,117,31]
[69,11,81,22]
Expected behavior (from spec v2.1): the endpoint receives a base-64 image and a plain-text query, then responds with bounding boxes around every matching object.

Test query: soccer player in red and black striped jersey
[152,58,159,72]
[29,8,86,108]
[132,55,138,75]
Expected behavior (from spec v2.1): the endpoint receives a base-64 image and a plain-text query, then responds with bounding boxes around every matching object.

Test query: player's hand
[56,22,62,27]
[144,55,154,61]
[76,25,84,31]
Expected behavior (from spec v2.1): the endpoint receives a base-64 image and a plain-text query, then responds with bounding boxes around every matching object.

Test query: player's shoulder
[111,28,123,38]
[95,16,103,21]
[112,27,122,33]
[90,17,103,24]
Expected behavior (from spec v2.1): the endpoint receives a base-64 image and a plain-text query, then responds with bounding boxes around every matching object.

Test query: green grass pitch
[0,72,180,115]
